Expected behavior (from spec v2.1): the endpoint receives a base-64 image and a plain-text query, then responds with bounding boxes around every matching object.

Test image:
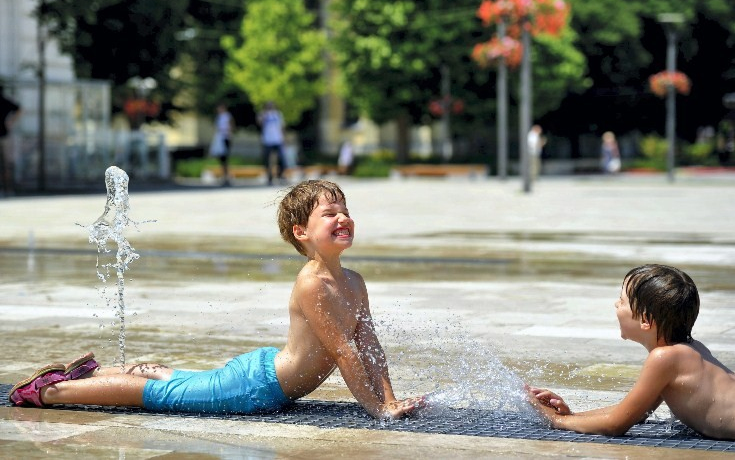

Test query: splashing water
[422,339,542,424]
[84,166,151,368]
[377,316,544,425]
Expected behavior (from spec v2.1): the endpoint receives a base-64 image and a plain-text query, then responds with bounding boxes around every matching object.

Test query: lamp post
[658,13,684,183]
[37,0,48,192]
[519,21,532,193]
[496,19,508,180]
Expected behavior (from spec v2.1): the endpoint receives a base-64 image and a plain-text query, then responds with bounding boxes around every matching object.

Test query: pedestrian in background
[210,103,234,186]
[0,85,21,197]
[601,131,621,174]
[527,124,545,181]
[258,101,286,186]
[337,139,354,175]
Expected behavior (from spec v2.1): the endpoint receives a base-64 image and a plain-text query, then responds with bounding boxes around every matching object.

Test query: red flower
[532,0,569,36]
[477,0,517,26]
[476,0,569,37]
[648,71,691,98]
[123,98,161,129]
[429,97,465,117]
[472,36,523,69]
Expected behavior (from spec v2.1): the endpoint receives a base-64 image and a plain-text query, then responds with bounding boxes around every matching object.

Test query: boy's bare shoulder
[642,345,687,377]
[343,267,365,282]
[292,268,330,298]
[645,342,714,379]
[647,343,694,363]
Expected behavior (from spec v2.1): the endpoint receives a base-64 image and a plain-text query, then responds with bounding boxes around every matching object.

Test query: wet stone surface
[3,384,733,452]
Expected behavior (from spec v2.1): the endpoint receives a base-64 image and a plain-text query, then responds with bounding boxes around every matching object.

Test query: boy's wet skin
[11,180,424,420]
[530,264,735,439]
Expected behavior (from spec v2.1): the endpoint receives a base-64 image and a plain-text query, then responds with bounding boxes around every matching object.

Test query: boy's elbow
[594,418,633,437]
[597,425,630,437]
[333,342,358,361]
[562,417,631,437]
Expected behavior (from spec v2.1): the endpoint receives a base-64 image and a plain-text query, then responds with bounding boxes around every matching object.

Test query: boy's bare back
[272,181,423,419]
[658,341,735,439]
[530,265,735,440]
[274,261,368,399]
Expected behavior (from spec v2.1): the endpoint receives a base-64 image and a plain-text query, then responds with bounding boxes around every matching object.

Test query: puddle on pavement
[4,247,735,289]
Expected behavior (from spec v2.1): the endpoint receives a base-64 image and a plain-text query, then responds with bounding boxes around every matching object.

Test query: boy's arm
[531,349,675,436]
[353,288,396,404]
[297,277,411,419]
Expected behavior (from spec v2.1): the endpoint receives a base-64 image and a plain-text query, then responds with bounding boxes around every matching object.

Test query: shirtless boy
[529,264,735,439]
[10,179,423,420]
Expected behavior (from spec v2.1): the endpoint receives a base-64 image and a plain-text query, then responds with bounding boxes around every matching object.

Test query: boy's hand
[378,395,427,420]
[526,386,571,415]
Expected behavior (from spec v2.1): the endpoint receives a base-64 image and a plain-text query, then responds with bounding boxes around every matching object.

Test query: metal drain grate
[3,384,734,451]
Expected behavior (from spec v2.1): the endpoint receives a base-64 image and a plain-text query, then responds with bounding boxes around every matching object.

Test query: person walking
[210,103,234,186]
[527,124,545,181]
[600,131,621,174]
[257,101,286,185]
[0,85,21,196]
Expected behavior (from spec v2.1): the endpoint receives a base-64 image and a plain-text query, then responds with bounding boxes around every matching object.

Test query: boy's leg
[41,374,148,407]
[94,363,174,380]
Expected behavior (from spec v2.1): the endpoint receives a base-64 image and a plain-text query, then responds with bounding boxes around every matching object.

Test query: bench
[203,166,265,179]
[392,164,488,178]
[203,164,341,181]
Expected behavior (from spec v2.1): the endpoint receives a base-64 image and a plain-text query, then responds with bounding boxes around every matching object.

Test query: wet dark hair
[624,264,699,344]
[277,180,346,256]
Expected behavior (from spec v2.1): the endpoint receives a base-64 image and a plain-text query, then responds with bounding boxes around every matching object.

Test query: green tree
[330,1,587,162]
[36,0,245,119]
[222,0,326,125]
[546,0,735,148]
[331,1,481,161]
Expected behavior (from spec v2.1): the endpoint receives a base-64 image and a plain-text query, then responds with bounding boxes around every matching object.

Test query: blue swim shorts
[142,347,291,414]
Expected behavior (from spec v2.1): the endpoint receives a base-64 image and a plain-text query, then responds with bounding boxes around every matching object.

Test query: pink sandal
[9,365,67,407]
[63,352,99,379]
[9,352,99,407]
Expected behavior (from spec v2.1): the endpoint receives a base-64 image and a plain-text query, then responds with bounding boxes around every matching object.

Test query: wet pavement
[1,172,735,458]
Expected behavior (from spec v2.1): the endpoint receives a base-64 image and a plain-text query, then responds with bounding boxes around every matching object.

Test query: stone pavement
[1,172,735,458]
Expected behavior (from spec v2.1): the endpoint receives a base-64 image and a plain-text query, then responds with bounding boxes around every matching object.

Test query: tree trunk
[396,112,410,164]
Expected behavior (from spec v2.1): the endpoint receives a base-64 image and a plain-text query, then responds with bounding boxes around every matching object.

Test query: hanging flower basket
[476,0,569,37]
[429,97,465,117]
[472,36,523,69]
[532,0,569,36]
[123,98,161,129]
[648,71,691,98]
[477,0,518,26]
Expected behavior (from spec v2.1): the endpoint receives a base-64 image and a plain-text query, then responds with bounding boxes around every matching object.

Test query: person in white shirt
[258,101,286,185]
[527,124,545,181]
[211,103,234,186]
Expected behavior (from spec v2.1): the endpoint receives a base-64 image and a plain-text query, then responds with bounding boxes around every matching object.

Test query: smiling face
[300,194,354,255]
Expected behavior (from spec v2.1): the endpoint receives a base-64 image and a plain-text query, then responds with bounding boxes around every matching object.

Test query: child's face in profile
[615,279,641,341]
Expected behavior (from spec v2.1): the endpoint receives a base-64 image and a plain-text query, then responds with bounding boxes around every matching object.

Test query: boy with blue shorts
[10,180,424,420]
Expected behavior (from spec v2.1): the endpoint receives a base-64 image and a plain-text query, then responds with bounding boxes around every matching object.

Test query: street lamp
[658,13,684,183]
[496,19,508,180]
[519,20,532,193]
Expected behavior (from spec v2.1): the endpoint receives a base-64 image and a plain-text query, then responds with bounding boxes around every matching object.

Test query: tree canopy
[36,0,735,154]
[330,0,586,160]
[37,0,245,118]
[222,0,325,125]
[545,0,735,143]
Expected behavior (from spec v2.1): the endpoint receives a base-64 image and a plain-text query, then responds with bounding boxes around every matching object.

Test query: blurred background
[0,0,733,193]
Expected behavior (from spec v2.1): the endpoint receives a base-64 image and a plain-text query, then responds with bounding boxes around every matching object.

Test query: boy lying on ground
[529,264,735,440]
